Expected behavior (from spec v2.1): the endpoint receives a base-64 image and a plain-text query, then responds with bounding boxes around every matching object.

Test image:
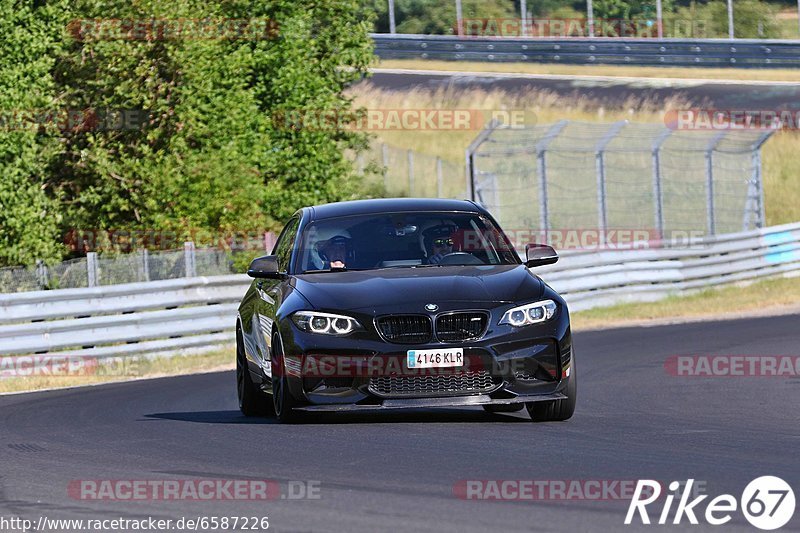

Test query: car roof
[305,198,486,221]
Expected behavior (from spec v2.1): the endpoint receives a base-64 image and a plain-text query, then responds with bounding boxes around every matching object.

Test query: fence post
[184,241,196,278]
[35,260,49,290]
[534,120,569,233]
[465,119,501,202]
[751,131,775,229]
[381,143,389,191]
[652,129,672,241]
[139,249,150,282]
[595,121,627,247]
[87,252,98,288]
[407,149,414,196]
[436,157,443,198]
[705,132,727,236]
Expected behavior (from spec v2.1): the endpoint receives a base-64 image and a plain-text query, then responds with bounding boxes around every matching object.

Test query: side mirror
[525,244,558,268]
[247,255,284,279]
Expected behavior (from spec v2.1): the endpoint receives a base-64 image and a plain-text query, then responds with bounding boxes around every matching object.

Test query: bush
[0,0,377,267]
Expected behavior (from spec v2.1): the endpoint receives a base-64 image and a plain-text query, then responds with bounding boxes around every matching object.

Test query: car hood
[293,264,543,312]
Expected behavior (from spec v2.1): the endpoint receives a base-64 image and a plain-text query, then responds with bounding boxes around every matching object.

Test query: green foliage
[367,0,517,35]
[691,0,781,38]
[0,0,376,267]
[0,0,69,266]
[362,0,785,38]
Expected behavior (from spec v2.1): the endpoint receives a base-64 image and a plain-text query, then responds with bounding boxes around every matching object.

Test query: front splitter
[293,392,567,412]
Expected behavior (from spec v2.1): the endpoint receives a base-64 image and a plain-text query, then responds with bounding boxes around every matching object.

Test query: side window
[273,217,300,273]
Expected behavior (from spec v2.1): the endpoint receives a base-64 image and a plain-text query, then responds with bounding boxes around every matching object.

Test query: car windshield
[297,211,519,273]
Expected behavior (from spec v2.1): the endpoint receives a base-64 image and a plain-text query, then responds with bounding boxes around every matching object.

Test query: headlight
[499,300,557,327]
[292,311,361,336]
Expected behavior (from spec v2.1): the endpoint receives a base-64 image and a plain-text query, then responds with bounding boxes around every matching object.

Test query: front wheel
[526,358,577,422]
[237,330,272,417]
[271,332,301,423]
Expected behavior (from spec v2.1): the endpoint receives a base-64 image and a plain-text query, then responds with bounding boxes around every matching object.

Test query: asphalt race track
[1,314,798,532]
[365,70,800,109]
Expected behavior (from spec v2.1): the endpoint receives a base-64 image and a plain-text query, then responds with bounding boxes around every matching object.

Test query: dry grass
[571,275,800,330]
[377,59,800,83]
[349,84,800,226]
[0,346,234,394]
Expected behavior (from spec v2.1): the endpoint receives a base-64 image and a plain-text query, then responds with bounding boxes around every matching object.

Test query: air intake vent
[369,371,496,398]
[435,312,489,342]
[375,315,432,344]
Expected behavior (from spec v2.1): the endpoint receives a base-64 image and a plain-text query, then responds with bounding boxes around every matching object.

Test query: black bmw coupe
[236,198,576,422]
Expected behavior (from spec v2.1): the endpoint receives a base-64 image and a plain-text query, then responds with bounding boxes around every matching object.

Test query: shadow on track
[144,408,531,425]
[142,410,273,424]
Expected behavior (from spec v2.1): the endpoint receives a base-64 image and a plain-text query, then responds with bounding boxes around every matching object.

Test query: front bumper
[294,391,568,412]
[277,305,574,409]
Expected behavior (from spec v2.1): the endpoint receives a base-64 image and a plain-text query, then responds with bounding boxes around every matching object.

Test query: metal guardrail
[539,221,800,311]
[0,275,250,357]
[0,223,798,358]
[372,34,800,68]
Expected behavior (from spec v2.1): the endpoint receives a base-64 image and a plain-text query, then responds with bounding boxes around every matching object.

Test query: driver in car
[320,236,348,269]
[427,235,454,264]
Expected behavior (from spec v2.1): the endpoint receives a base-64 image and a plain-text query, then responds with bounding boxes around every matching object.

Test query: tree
[50,0,375,253]
[0,0,69,266]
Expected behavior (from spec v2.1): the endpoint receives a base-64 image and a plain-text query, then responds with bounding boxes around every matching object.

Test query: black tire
[482,404,525,413]
[271,332,301,423]
[236,329,272,417]
[526,358,577,422]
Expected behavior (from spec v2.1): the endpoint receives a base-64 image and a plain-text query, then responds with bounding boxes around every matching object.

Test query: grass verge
[0,346,234,394]
[377,59,800,83]
[571,275,800,331]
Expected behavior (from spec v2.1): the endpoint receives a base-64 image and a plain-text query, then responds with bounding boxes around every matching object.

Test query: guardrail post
[139,249,150,282]
[436,157,443,198]
[388,0,396,34]
[535,120,569,233]
[595,121,627,246]
[652,129,672,241]
[705,132,727,236]
[35,260,49,290]
[87,252,98,287]
[455,0,463,36]
[184,242,196,278]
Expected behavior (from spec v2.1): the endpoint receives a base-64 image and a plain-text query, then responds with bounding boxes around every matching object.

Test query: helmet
[422,223,459,257]
[308,226,354,269]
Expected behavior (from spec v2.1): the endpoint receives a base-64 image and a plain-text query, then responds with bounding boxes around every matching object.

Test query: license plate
[407,348,464,369]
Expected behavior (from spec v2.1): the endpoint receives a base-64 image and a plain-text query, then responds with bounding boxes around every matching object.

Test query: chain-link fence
[467,120,774,239]
[0,245,238,294]
[358,142,465,199]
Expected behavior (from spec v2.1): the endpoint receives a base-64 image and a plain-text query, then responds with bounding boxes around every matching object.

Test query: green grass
[571,275,800,330]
